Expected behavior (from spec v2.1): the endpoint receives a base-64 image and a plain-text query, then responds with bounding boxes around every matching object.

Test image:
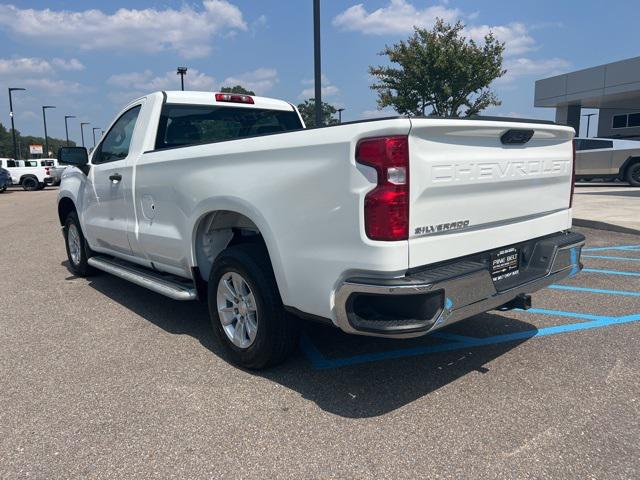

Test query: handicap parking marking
[548,284,640,297]
[300,309,640,370]
[583,245,640,252]
[582,268,640,277]
[300,242,640,370]
[582,255,640,262]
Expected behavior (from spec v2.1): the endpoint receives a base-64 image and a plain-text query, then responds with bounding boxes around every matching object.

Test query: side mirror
[58,147,88,167]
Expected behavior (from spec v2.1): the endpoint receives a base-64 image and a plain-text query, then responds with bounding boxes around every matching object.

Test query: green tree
[0,122,74,159]
[369,19,506,117]
[296,99,339,128]
[220,85,256,95]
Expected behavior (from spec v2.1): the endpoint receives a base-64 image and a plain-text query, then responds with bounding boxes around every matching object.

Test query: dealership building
[534,56,640,139]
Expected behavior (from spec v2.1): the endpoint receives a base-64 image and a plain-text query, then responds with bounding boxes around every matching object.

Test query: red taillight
[45,167,50,175]
[570,139,576,207]
[356,136,409,241]
[215,93,254,104]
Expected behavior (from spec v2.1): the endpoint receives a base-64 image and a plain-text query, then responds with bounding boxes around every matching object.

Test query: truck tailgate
[408,119,574,268]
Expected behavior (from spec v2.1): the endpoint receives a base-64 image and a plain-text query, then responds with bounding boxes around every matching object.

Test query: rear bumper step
[87,256,197,301]
[334,231,585,338]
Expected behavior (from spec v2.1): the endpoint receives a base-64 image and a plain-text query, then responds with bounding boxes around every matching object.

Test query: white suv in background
[0,158,51,191]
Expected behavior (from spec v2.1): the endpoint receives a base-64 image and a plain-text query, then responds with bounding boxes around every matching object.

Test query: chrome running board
[88,256,197,301]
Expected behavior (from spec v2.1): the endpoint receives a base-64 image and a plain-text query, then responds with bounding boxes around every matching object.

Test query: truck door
[82,104,143,256]
[575,139,613,176]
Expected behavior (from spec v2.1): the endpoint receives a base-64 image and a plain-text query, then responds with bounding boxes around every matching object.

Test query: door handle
[109,173,122,183]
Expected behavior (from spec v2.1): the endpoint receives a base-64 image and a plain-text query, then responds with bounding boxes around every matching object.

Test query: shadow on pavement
[78,265,536,419]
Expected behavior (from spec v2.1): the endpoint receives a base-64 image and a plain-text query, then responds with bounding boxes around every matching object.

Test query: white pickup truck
[57,91,585,369]
[0,158,51,190]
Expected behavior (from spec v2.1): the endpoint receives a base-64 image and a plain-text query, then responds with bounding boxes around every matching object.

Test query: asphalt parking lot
[1,188,639,479]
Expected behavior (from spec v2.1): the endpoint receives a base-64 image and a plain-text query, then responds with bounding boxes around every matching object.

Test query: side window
[612,114,627,129]
[7,160,16,167]
[629,113,640,128]
[94,105,141,164]
[579,140,613,151]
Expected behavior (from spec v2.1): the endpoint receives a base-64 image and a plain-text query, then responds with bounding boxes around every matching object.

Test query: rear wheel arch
[193,210,273,284]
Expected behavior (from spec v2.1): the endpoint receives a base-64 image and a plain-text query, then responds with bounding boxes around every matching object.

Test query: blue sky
[0,0,637,145]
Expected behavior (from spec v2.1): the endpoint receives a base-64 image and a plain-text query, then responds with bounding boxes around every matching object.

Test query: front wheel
[208,244,298,369]
[626,162,640,187]
[63,212,95,277]
[22,176,39,191]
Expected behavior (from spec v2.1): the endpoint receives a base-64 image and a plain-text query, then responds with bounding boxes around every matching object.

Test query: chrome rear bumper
[334,231,585,338]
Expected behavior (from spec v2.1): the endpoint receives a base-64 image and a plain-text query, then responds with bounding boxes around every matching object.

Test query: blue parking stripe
[582,268,640,277]
[583,245,640,252]
[583,255,640,262]
[548,285,640,297]
[301,310,640,369]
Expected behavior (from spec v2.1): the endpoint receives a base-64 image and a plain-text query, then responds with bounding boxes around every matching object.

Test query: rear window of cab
[155,104,303,150]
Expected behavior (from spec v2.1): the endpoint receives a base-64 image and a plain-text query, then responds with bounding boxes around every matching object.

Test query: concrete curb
[574,218,640,236]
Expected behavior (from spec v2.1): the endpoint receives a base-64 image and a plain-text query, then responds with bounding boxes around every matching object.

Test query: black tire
[625,162,640,187]
[63,211,95,277]
[37,182,46,190]
[21,176,39,191]
[208,243,298,369]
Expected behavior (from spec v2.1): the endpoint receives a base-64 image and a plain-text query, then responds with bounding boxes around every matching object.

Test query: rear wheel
[208,243,298,369]
[21,176,39,191]
[626,162,640,187]
[37,182,46,190]
[63,212,95,277]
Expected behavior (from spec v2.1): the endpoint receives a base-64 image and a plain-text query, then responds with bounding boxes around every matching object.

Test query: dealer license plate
[490,247,520,282]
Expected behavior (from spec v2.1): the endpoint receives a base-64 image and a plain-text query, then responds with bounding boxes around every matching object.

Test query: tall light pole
[42,105,55,158]
[582,113,596,138]
[8,87,26,159]
[336,108,345,124]
[80,122,90,148]
[64,115,75,146]
[313,0,322,127]
[177,67,188,91]
[92,127,101,147]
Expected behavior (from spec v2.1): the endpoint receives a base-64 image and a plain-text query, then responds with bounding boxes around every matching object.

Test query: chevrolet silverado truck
[56,91,585,369]
[0,158,50,190]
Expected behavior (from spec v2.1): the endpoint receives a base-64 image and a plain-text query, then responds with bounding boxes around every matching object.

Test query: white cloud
[107,68,279,101]
[299,74,339,99]
[22,77,88,95]
[333,0,460,35]
[0,1,247,58]
[0,57,87,94]
[108,69,217,92]
[51,58,85,71]
[0,56,84,75]
[221,68,279,95]
[467,23,536,57]
[333,2,536,57]
[300,85,339,99]
[499,57,570,83]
